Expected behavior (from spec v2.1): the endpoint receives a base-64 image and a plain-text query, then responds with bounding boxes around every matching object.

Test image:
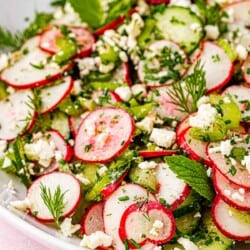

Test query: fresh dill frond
[0,12,53,51]
[50,0,66,7]
[167,60,206,113]
[40,184,67,226]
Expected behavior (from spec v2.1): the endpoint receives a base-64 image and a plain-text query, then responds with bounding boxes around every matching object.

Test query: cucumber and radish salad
[0,0,250,249]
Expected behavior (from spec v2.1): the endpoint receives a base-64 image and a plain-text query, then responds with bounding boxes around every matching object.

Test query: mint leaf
[164,155,215,201]
[67,0,104,28]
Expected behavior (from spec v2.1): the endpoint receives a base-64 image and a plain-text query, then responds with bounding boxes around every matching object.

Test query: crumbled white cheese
[60,217,81,237]
[206,168,212,177]
[114,86,132,102]
[119,51,128,62]
[72,80,83,95]
[197,96,210,107]
[10,197,32,212]
[136,116,155,133]
[149,220,164,237]
[76,58,96,77]
[178,237,198,250]
[235,44,248,60]
[137,0,150,15]
[205,25,220,40]
[24,139,56,168]
[220,140,233,157]
[80,231,113,249]
[0,140,7,158]
[190,23,202,33]
[189,104,218,129]
[126,13,144,50]
[241,154,250,174]
[193,212,201,218]
[99,62,115,74]
[2,157,12,169]
[97,165,108,177]
[169,0,191,7]
[149,128,176,149]
[138,161,157,170]
[0,53,9,71]
[54,150,63,162]
[76,174,91,186]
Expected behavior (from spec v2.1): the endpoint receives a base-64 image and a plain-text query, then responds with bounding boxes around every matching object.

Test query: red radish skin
[156,163,190,210]
[119,201,175,246]
[27,172,81,222]
[95,9,137,36]
[188,41,234,93]
[74,107,135,163]
[81,202,105,235]
[91,90,122,106]
[213,169,250,211]
[147,0,169,5]
[242,56,250,84]
[103,183,156,250]
[138,40,188,87]
[139,149,179,158]
[100,170,128,199]
[177,127,211,166]
[111,63,132,86]
[39,26,95,58]
[208,141,250,188]
[0,90,36,140]
[176,115,190,139]
[212,196,250,241]
[40,76,73,114]
[0,36,72,89]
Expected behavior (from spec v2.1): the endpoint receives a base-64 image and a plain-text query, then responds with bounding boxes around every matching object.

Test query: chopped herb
[118,196,130,201]
[123,239,129,250]
[128,239,141,249]
[30,62,45,70]
[228,165,237,176]
[84,144,92,152]
[211,54,220,62]
[40,184,67,226]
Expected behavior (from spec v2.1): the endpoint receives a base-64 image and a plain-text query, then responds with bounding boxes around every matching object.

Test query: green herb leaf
[0,27,24,50]
[40,184,67,226]
[67,0,104,28]
[164,155,215,201]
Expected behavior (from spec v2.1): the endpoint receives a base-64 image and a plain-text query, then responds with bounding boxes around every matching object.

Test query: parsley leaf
[164,155,215,201]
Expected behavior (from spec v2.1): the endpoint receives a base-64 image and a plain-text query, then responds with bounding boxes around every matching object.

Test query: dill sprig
[167,60,206,114]
[0,27,25,50]
[40,184,67,226]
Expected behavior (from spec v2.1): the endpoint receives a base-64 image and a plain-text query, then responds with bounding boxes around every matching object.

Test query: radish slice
[176,115,190,139]
[139,149,178,158]
[103,183,156,250]
[111,63,132,85]
[208,139,250,188]
[39,76,73,114]
[1,36,71,89]
[138,40,187,86]
[149,86,188,121]
[27,172,81,222]
[177,127,211,166]
[74,107,134,163]
[223,85,250,123]
[119,201,175,246]
[146,0,170,5]
[0,90,35,140]
[212,196,250,241]
[81,202,104,235]
[69,114,84,137]
[91,90,122,106]
[39,26,94,57]
[188,41,233,93]
[213,169,250,211]
[223,0,250,25]
[242,56,250,84]
[156,163,190,210]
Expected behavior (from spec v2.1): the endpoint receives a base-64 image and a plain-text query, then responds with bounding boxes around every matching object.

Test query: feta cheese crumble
[114,86,132,102]
[138,161,157,170]
[149,128,176,149]
[241,154,250,174]
[10,197,32,212]
[136,116,155,133]
[0,53,9,71]
[205,25,220,40]
[189,104,218,129]
[178,237,198,250]
[80,231,113,249]
[60,217,81,237]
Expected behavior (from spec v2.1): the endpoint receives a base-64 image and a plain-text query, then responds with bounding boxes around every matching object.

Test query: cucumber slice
[189,116,227,142]
[174,190,202,217]
[51,111,71,139]
[176,211,201,235]
[128,166,157,193]
[155,6,204,54]
[0,81,8,100]
[162,243,184,250]
[195,210,233,250]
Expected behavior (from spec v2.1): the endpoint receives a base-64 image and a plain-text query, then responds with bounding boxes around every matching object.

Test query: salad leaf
[164,155,215,201]
[67,0,104,28]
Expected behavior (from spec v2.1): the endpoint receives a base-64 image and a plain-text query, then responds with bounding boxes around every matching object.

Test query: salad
[0,0,249,249]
